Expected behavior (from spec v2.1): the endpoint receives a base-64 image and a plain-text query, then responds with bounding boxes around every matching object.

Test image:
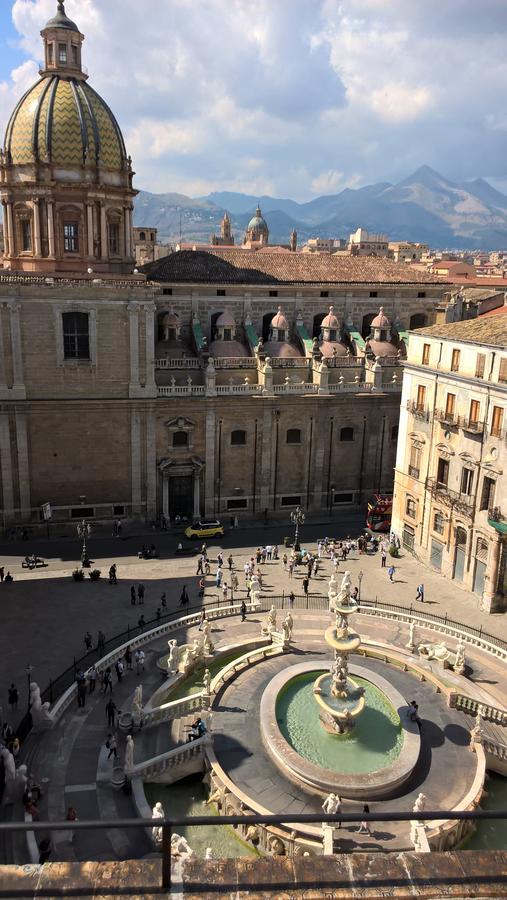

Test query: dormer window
[72,44,78,64]
[168,327,177,341]
[48,44,54,65]
[223,328,232,341]
[277,329,286,341]
[21,220,32,252]
[328,328,337,341]
[59,43,67,64]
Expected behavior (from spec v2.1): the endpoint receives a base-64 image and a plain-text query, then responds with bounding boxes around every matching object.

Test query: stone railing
[212,357,257,368]
[448,693,507,725]
[215,383,263,395]
[269,358,310,368]
[155,358,201,369]
[425,745,486,852]
[273,382,318,394]
[329,380,372,393]
[457,415,485,435]
[157,383,205,396]
[142,692,205,728]
[481,736,507,766]
[210,642,283,693]
[127,735,207,780]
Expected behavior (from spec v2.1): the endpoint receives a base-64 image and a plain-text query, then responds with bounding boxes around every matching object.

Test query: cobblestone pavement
[1,522,505,733]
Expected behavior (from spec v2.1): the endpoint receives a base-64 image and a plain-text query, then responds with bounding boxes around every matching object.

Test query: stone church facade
[0,4,447,528]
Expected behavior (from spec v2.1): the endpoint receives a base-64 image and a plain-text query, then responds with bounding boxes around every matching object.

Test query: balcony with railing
[457,415,485,435]
[426,477,475,517]
[408,465,420,479]
[488,506,507,534]
[434,408,458,426]
[406,400,431,422]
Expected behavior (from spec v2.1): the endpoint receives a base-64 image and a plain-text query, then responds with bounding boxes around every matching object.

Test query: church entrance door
[169,475,193,520]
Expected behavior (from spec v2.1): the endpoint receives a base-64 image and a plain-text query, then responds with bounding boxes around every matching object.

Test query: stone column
[193,469,201,520]
[0,413,14,524]
[162,474,169,521]
[100,203,107,259]
[144,304,156,392]
[259,406,274,511]
[0,307,7,393]
[15,412,31,521]
[47,201,55,258]
[204,409,215,518]
[145,408,157,520]
[128,304,140,396]
[32,199,41,257]
[482,532,504,613]
[130,408,142,516]
[86,203,94,259]
[1,203,9,257]
[124,206,132,258]
[6,202,15,257]
[9,303,25,396]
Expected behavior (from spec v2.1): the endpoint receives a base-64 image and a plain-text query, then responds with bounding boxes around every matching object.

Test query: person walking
[105,698,117,728]
[156,607,161,622]
[77,679,87,709]
[357,804,372,835]
[222,583,228,604]
[8,683,18,712]
[388,565,395,583]
[66,806,78,842]
[138,614,145,631]
[415,583,424,603]
[288,591,295,608]
[124,646,132,671]
[227,554,233,571]
[0,566,4,582]
[231,572,239,593]
[302,576,309,596]
[106,733,118,760]
[380,548,387,568]
[198,608,207,631]
[135,649,145,674]
[161,592,167,608]
[196,556,204,576]
[180,585,189,607]
[215,568,222,589]
[114,659,124,683]
[130,585,136,605]
[102,668,113,693]
[240,599,247,621]
[88,665,97,693]
[288,560,294,579]
[109,564,117,585]
[97,631,106,654]
[137,583,145,604]
[84,631,92,652]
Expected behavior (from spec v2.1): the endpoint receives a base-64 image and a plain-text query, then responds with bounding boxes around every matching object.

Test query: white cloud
[0,0,506,198]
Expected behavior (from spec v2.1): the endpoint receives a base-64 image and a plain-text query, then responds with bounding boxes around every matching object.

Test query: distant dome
[216,310,235,328]
[247,205,269,234]
[320,341,349,358]
[271,307,289,330]
[371,306,391,328]
[321,306,340,329]
[210,339,248,358]
[4,76,126,170]
[262,341,301,359]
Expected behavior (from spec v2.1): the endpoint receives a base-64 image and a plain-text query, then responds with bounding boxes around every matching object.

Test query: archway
[313,312,325,338]
[410,313,427,329]
[262,311,276,342]
[361,313,375,340]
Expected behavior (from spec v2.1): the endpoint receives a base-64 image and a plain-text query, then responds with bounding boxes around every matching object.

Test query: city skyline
[1,0,506,201]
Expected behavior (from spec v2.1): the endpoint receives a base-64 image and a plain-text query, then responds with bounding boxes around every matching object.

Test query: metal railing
[434,408,457,426]
[426,477,475,517]
[1,810,506,892]
[406,401,431,422]
[457,415,485,434]
[408,465,420,478]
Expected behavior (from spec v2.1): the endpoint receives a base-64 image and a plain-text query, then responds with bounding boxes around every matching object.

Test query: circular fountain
[260,572,421,799]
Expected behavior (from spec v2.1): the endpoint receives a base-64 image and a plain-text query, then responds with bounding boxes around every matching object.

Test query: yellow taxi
[184,520,224,540]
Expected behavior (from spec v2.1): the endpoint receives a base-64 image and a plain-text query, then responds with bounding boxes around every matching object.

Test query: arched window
[262,311,276,342]
[410,313,427,329]
[172,431,188,448]
[231,429,246,446]
[286,428,301,444]
[340,427,354,442]
[313,312,325,338]
[62,312,90,360]
[405,497,416,518]
[139,231,146,241]
[361,313,375,339]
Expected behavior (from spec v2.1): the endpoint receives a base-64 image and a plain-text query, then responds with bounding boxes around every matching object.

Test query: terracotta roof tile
[141,249,445,286]
[414,315,507,348]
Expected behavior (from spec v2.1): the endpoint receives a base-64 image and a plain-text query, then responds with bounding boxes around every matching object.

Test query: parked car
[184,521,224,540]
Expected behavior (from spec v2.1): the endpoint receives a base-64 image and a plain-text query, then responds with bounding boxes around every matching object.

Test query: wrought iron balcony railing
[426,477,475,517]
[408,465,420,478]
[434,408,457,426]
[406,400,431,422]
[457,416,485,435]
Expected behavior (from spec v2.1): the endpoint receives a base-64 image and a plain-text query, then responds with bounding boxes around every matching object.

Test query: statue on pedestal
[413,792,426,817]
[282,612,294,643]
[0,748,16,803]
[202,668,211,696]
[132,685,143,725]
[406,622,416,651]
[454,638,466,675]
[29,682,52,731]
[124,734,134,772]
[152,801,164,843]
[337,571,352,605]
[262,604,277,636]
[167,640,180,675]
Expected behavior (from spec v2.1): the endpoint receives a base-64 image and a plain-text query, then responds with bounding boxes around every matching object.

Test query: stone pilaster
[145,408,157,520]
[9,303,26,399]
[204,408,215,518]
[130,408,142,516]
[128,303,140,396]
[0,413,14,523]
[259,405,274,511]
[15,411,31,521]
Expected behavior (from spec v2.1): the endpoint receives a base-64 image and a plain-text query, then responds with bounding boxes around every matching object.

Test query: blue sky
[1,0,507,200]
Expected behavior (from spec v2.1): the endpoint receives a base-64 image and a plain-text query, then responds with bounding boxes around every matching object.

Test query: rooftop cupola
[40,1,87,80]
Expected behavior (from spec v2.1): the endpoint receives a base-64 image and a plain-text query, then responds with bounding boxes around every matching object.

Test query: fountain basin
[260,661,421,799]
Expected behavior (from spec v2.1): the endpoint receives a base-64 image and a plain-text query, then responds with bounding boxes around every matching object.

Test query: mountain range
[134,166,507,249]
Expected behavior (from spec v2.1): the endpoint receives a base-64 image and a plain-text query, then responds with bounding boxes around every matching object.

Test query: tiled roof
[479,305,507,318]
[142,249,444,286]
[414,315,507,348]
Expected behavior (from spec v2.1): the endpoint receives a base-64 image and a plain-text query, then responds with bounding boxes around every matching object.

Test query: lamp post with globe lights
[25,663,33,712]
[290,506,305,552]
[358,570,364,602]
[77,519,92,567]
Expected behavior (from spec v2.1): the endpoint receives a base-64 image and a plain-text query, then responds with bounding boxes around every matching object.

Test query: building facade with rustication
[0,3,448,529]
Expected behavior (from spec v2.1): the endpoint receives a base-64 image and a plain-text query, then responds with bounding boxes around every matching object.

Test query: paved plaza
[1,518,505,732]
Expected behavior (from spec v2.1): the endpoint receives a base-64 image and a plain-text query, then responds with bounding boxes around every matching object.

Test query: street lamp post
[290,506,305,552]
[25,663,33,711]
[358,570,364,602]
[77,519,92,567]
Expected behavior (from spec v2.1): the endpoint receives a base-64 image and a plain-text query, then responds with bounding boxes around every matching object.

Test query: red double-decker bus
[366,494,392,532]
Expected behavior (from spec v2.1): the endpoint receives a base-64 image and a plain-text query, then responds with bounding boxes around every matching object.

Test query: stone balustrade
[155,358,201,369]
[142,692,205,728]
[449,693,507,725]
[215,383,263,395]
[128,735,207,780]
[157,382,205,396]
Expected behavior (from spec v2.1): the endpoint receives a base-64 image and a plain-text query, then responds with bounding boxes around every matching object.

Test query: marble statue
[245,824,260,844]
[14,764,28,800]
[167,640,180,675]
[413,792,426,816]
[322,792,339,815]
[469,718,483,751]
[29,681,52,731]
[181,647,193,674]
[124,734,134,771]
[202,668,211,695]
[406,622,416,651]
[418,641,452,666]
[282,612,294,642]
[0,748,16,803]
[202,620,214,654]
[152,801,164,843]
[454,638,466,675]
[328,572,338,595]
[261,604,277,637]
[205,847,214,859]
[132,685,143,724]
[171,832,195,860]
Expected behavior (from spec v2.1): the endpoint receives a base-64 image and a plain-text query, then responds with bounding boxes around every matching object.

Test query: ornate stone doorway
[159,457,203,523]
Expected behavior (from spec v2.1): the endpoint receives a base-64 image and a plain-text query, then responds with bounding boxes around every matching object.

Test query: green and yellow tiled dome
[4,75,127,170]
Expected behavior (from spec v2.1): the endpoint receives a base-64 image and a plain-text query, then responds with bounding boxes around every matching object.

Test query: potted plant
[388,544,400,558]
[88,568,102,581]
[72,568,85,582]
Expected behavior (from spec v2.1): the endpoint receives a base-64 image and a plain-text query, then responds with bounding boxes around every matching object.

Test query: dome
[4,76,127,170]
[216,310,235,328]
[210,340,249,358]
[371,306,391,328]
[247,205,268,233]
[262,341,302,359]
[271,307,289,330]
[44,1,79,31]
[320,341,350,358]
[321,306,340,329]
